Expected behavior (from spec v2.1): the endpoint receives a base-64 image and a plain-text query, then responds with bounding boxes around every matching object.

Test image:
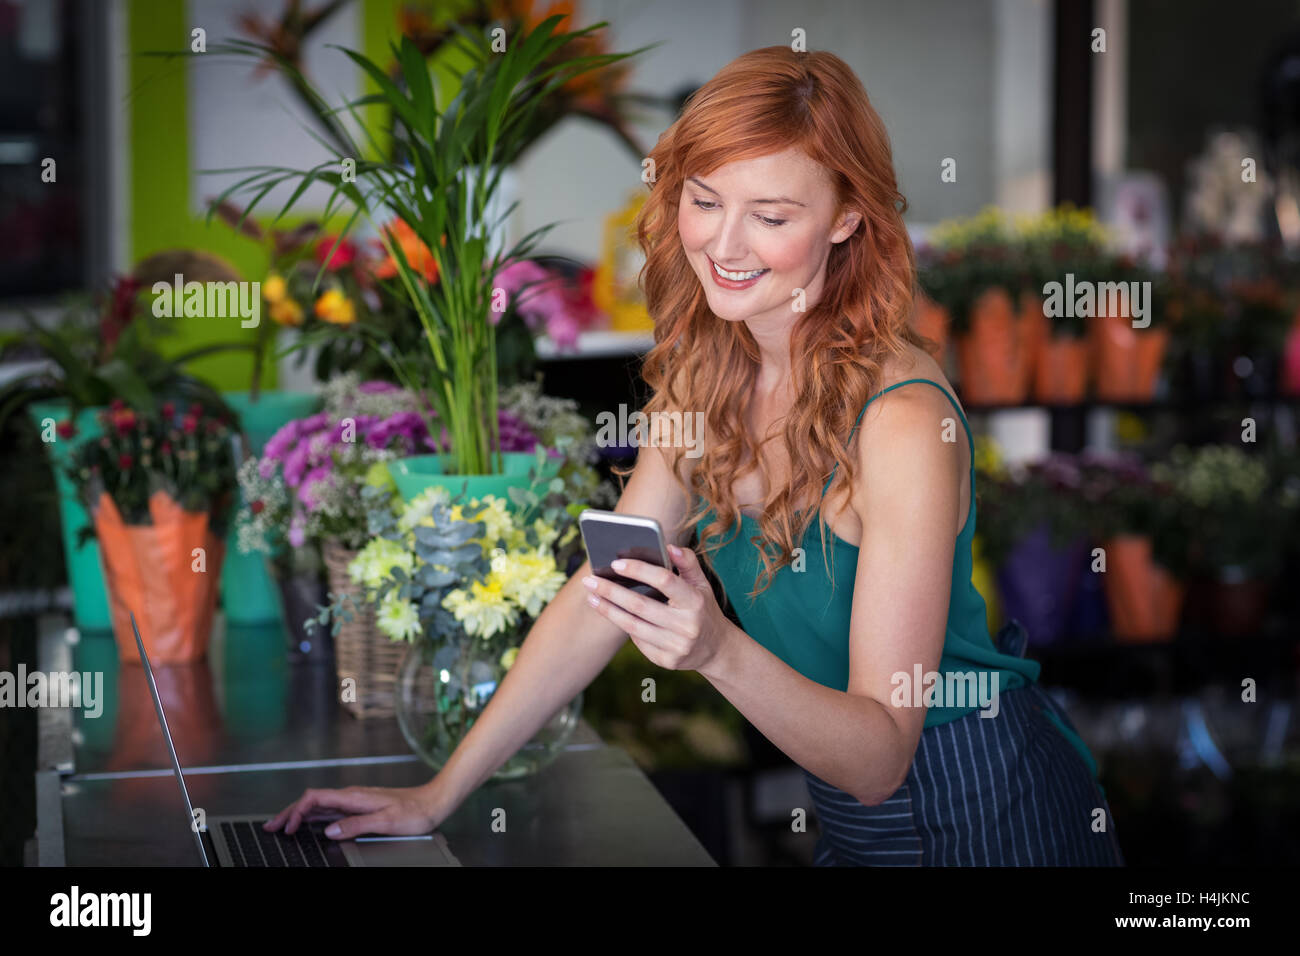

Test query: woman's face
[677,147,861,327]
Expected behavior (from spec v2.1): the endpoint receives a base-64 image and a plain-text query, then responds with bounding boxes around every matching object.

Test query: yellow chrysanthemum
[442,575,519,640]
[269,298,304,327]
[263,274,288,304]
[348,537,413,591]
[489,547,567,618]
[314,288,356,325]
[376,593,422,642]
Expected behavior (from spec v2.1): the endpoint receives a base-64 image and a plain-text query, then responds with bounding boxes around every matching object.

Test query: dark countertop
[33,616,716,866]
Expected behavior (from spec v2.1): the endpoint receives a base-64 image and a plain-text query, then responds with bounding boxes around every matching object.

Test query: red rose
[160,442,172,455]
[316,235,358,271]
[56,420,76,439]
[182,415,198,435]
[118,453,134,470]
[188,403,203,418]
[250,500,265,515]
[109,398,125,412]
[161,402,175,420]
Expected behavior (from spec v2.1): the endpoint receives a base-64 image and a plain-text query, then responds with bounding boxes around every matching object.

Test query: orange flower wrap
[93,489,226,664]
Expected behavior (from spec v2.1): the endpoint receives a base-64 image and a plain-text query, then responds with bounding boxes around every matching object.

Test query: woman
[267,46,1123,866]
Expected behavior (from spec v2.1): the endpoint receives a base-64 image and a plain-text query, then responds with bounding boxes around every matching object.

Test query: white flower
[399,485,452,532]
[376,593,422,642]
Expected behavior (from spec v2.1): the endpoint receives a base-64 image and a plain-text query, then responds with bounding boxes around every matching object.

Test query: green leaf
[95,360,157,415]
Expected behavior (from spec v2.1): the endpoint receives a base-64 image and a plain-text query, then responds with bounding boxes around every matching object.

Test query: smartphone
[578,509,677,603]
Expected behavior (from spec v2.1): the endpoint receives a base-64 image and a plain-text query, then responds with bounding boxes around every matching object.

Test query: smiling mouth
[707,256,769,281]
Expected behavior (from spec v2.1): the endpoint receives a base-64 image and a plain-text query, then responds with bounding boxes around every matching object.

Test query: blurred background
[2,0,1299,867]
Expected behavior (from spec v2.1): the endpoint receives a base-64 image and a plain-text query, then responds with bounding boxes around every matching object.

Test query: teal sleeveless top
[694,378,1045,731]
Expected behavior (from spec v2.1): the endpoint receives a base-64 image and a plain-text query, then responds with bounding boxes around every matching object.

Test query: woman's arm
[699,387,962,805]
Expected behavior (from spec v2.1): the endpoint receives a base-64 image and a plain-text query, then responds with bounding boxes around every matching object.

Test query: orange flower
[270,298,304,327]
[487,0,629,110]
[373,219,440,284]
[313,289,356,325]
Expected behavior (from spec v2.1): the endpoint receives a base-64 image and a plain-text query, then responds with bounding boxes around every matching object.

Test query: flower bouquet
[307,444,589,771]
[67,400,239,663]
[0,273,249,629]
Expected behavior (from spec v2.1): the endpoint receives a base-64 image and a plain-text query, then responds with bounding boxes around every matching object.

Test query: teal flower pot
[28,401,111,631]
[220,390,321,624]
[387,451,561,507]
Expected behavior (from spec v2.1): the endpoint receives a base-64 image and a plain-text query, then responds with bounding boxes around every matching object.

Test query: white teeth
[712,260,767,281]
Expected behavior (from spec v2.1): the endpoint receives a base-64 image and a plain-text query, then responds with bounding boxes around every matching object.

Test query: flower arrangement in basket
[67,399,239,663]
[307,442,590,770]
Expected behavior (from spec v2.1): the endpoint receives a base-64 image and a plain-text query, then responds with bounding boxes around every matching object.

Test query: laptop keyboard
[220,820,336,867]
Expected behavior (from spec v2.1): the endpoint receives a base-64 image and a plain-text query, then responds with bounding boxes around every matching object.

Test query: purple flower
[298,464,332,510]
[288,514,306,549]
[358,380,400,395]
[283,440,311,488]
[263,419,301,462]
[296,411,332,437]
[362,411,427,453]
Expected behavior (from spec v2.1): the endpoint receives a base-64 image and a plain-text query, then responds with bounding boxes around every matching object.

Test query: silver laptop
[131,611,460,867]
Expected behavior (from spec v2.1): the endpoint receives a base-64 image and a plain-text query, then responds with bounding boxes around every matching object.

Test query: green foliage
[0,289,249,432]
[1152,444,1298,578]
[199,18,651,478]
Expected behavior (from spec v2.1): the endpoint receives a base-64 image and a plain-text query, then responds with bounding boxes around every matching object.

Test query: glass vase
[395,629,582,780]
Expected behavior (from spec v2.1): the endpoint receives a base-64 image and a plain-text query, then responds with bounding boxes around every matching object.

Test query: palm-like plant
[203,16,651,476]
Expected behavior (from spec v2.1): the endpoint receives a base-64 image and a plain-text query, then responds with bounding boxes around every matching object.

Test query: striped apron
[804,621,1125,866]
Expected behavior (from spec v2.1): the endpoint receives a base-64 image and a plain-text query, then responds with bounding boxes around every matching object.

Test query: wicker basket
[322,538,407,718]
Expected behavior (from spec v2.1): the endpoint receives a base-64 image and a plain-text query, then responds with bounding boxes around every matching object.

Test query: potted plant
[975,452,1093,646]
[1076,450,1188,643]
[919,207,1039,406]
[0,274,248,630]
[66,400,239,663]
[1020,205,1110,404]
[1152,444,1295,638]
[207,16,648,505]
[1088,252,1169,403]
[308,444,588,766]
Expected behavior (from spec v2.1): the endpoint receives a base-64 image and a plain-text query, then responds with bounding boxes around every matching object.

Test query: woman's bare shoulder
[875,342,953,396]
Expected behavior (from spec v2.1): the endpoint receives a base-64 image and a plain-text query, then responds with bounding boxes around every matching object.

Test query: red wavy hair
[613,45,937,604]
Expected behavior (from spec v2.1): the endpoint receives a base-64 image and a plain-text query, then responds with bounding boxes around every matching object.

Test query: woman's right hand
[263,783,447,840]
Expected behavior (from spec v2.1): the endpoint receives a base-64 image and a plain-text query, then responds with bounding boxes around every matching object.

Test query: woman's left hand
[581,544,735,674]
